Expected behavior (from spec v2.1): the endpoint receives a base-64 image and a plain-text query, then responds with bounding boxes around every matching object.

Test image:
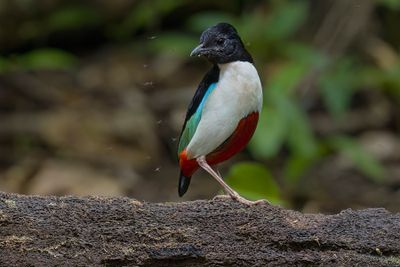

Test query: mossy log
[0,192,399,266]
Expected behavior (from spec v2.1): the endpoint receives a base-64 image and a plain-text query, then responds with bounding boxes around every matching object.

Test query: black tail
[178,172,191,197]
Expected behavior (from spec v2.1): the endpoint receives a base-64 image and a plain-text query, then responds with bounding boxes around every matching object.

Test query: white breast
[186,61,263,159]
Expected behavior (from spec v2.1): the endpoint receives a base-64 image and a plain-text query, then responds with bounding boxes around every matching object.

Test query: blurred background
[1,0,400,214]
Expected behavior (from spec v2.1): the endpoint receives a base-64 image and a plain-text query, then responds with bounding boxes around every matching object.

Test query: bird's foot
[212,194,231,201]
[230,192,268,206]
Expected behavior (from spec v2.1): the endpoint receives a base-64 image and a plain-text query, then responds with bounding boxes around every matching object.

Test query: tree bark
[0,192,399,266]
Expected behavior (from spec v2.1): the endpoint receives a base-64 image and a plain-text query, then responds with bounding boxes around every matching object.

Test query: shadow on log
[0,192,399,266]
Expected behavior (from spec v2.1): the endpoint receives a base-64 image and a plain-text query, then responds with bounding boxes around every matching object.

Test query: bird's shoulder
[186,65,220,120]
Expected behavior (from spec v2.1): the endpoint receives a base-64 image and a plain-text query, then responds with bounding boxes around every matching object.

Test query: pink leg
[196,156,265,206]
[210,166,231,201]
[211,165,222,179]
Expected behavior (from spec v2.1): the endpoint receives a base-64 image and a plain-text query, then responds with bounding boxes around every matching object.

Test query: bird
[177,23,264,205]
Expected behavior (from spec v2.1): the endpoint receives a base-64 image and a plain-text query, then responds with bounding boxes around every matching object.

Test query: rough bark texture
[0,192,399,266]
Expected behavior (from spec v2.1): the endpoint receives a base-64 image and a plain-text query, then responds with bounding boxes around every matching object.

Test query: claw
[212,195,231,201]
[213,193,268,206]
[196,156,269,207]
[230,193,267,206]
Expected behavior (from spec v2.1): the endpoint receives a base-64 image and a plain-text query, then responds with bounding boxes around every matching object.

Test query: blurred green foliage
[111,0,186,40]
[46,6,102,32]
[379,0,400,10]
[225,162,283,205]
[0,49,77,71]
[328,136,386,183]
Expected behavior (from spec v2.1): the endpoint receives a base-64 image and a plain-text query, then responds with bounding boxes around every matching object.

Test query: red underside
[179,112,259,177]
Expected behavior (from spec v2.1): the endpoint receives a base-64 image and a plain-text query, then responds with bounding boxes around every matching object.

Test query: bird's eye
[216,38,225,45]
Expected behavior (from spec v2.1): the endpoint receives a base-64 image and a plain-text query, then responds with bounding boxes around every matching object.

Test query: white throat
[217,61,263,113]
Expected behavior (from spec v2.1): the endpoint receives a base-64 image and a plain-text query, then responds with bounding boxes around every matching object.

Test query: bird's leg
[209,166,230,201]
[211,165,222,178]
[211,166,226,201]
[196,156,265,206]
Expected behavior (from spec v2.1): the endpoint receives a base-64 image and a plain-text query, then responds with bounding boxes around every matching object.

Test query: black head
[190,23,252,64]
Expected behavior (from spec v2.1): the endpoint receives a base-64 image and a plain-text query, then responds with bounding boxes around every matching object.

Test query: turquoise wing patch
[178,82,217,155]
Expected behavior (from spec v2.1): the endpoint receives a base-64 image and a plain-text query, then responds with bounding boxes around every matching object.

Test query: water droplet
[143,81,154,87]
[148,36,157,40]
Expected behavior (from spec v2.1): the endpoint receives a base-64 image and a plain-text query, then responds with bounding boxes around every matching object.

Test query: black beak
[190,44,206,57]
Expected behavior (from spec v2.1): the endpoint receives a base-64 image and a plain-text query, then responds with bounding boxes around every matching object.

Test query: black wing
[177,64,220,197]
[178,64,220,141]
